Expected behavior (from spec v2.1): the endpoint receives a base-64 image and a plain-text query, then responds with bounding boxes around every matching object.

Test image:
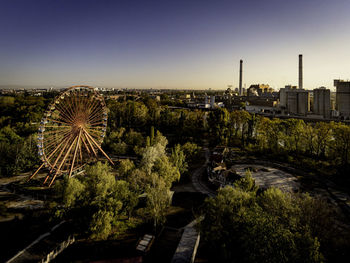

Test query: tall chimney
[239,59,243,95]
[298,54,303,89]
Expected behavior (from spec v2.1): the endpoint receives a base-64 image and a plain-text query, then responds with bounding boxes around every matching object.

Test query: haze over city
[1,0,350,90]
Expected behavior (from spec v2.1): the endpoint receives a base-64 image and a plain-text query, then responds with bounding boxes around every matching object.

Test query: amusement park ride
[29,85,114,187]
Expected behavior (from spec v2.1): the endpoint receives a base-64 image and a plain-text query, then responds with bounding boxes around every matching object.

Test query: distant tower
[239,59,243,96]
[298,54,303,89]
[210,96,215,108]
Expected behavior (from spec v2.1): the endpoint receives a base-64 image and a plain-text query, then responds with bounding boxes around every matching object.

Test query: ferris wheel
[30,85,114,187]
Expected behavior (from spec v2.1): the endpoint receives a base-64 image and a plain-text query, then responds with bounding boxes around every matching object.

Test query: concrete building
[286,89,310,116]
[334,80,350,119]
[279,85,297,108]
[313,87,330,118]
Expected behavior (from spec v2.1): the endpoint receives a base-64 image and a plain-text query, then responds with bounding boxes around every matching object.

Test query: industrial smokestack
[239,59,243,95]
[298,54,303,90]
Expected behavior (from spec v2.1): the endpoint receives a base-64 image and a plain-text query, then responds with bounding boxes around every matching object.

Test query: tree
[170,144,188,175]
[313,122,332,158]
[200,184,329,263]
[330,123,350,165]
[234,169,258,193]
[282,119,306,153]
[181,142,201,163]
[143,173,171,231]
[56,162,137,240]
[207,108,230,146]
[117,159,135,178]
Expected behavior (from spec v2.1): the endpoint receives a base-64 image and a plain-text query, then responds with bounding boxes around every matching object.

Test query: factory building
[279,85,297,108]
[286,89,310,116]
[313,87,330,118]
[334,80,350,119]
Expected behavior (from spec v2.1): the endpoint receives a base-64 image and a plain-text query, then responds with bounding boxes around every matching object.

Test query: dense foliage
[0,95,49,176]
[200,174,344,263]
[207,108,350,174]
[55,131,185,239]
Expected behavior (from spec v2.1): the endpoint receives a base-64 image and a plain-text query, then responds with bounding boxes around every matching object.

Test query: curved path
[191,147,216,197]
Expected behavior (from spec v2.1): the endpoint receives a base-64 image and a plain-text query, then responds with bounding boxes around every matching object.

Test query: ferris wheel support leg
[28,163,45,181]
[49,136,77,187]
[81,134,92,154]
[83,129,114,165]
[69,130,82,178]
[83,131,98,157]
[43,174,50,185]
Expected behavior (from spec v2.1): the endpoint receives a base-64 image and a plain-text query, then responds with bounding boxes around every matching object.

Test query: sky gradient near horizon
[0,0,349,90]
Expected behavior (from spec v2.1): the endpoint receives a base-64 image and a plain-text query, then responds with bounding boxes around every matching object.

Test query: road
[191,146,216,197]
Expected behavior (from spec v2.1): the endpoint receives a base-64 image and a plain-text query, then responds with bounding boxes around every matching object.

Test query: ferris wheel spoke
[43,133,72,148]
[58,110,75,124]
[64,97,77,122]
[47,118,72,125]
[65,96,78,123]
[85,130,102,140]
[43,136,71,150]
[55,103,75,123]
[86,126,104,130]
[44,125,71,128]
[88,112,103,124]
[43,128,71,136]
[82,96,91,112]
[88,103,102,122]
[44,131,73,158]
[55,100,75,121]
[89,102,103,120]
[89,121,104,126]
[88,96,100,112]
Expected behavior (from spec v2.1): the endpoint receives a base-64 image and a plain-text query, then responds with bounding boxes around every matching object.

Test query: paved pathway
[191,147,216,197]
[232,164,300,192]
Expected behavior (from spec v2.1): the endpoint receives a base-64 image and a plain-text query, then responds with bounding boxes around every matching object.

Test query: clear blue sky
[0,0,349,90]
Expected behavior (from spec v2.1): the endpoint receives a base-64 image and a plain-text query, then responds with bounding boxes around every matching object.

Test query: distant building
[313,87,330,118]
[279,85,297,108]
[245,99,277,114]
[334,80,350,119]
[210,96,215,108]
[247,84,273,97]
[279,85,309,116]
[286,89,310,116]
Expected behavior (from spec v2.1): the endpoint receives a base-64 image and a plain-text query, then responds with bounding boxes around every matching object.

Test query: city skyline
[1,0,350,90]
